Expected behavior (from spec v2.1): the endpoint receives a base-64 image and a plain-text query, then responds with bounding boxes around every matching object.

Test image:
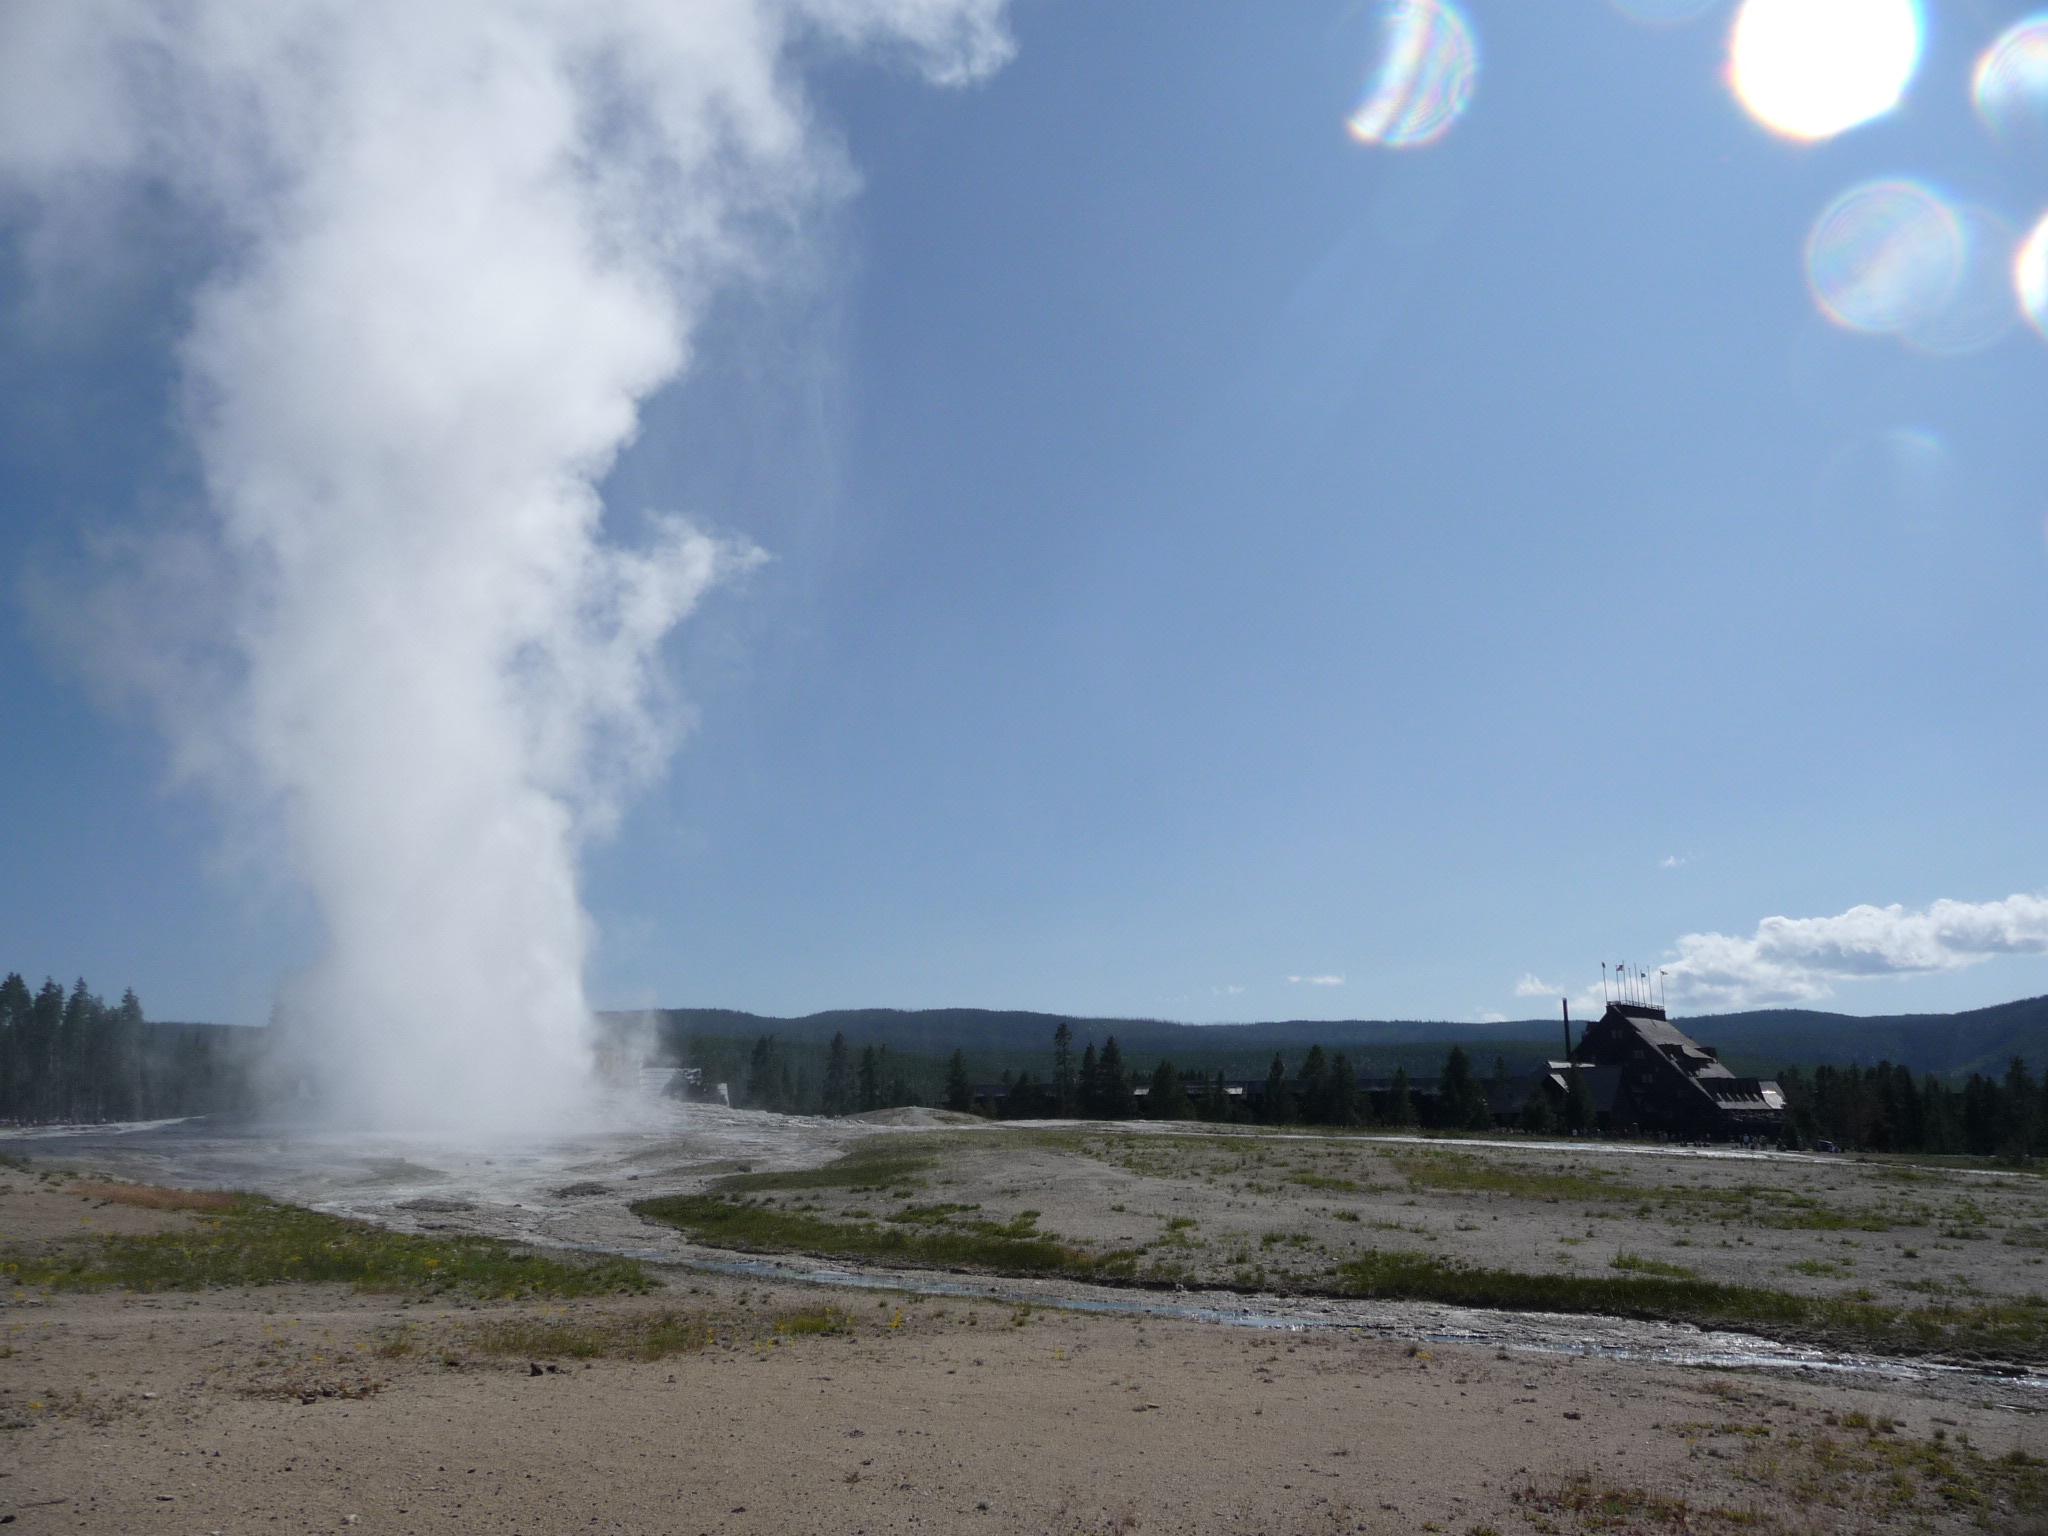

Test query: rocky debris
[395,1197,475,1213]
[553,1181,611,1198]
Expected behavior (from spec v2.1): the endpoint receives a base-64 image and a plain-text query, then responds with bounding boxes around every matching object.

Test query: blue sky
[8,0,2048,1027]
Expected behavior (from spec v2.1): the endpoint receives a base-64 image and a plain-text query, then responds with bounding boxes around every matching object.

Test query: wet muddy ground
[14,1106,2048,1393]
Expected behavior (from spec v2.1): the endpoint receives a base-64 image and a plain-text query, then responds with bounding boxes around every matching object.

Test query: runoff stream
[13,1101,2047,1412]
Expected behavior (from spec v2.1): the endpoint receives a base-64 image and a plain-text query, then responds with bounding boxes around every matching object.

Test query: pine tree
[1098,1037,1132,1119]
[0,972,30,1118]
[823,1032,852,1116]
[110,989,144,1121]
[1263,1053,1293,1124]
[745,1035,781,1111]
[1386,1064,1416,1127]
[1440,1046,1490,1130]
[1204,1070,1229,1121]
[1053,1021,1075,1117]
[1297,1045,1328,1124]
[945,1049,974,1113]
[1329,1053,1358,1126]
[1961,1072,1997,1155]
[1078,1043,1100,1117]
[24,979,62,1121]
[858,1045,881,1113]
[1149,1059,1192,1119]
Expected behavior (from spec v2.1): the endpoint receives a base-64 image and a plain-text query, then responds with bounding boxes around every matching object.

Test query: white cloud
[1287,974,1345,986]
[1514,972,1559,997]
[1665,893,2048,1009]
[1218,985,1245,996]
[1659,854,1691,869]
[1479,1011,1508,1024]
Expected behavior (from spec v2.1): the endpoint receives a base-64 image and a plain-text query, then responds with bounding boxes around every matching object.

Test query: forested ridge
[685,1017,2048,1160]
[14,971,2048,1159]
[634,996,2048,1080]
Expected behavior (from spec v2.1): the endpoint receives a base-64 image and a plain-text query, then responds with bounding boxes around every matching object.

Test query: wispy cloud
[1665,893,2048,1009]
[1288,974,1345,986]
[1659,854,1691,869]
[1514,972,1559,997]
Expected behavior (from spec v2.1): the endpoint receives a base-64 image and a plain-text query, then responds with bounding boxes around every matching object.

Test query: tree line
[0,973,255,1124]
[691,1022,1606,1133]
[948,1028,1594,1131]
[673,1032,940,1115]
[1778,1058,2048,1158]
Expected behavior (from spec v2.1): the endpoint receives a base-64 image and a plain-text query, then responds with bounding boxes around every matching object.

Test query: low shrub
[1334,1248,2048,1362]
[3,1196,649,1298]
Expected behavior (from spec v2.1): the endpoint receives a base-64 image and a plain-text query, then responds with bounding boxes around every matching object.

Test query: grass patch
[1610,1250,1695,1279]
[2,1195,649,1298]
[1513,1473,1719,1531]
[635,1194,1116,1277]
[711,1138,937,1194]
[1516,1435,2048,1533]
[1785,1258,1851,1277]
[890,1202,981,1225]
[1386,1152,1636,1204]
[1333,1248,2048,1362]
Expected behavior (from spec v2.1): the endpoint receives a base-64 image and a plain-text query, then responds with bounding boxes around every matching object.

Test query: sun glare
[1729,0,1923,141]
[2018,212,2048,338]
[1975,16,2048,145]
[1347,0,1477,149]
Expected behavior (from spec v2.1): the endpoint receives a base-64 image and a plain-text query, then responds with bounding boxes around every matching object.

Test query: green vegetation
[1384,1150,1916,1230]
[712,1138,938,1194]
[1609,1250,1695,1278]
[1515,1421,2048,1533]
[1386,1150,1631,1204]
[2,1195,649,1298]
[1332,1248,2048,1362]
[634,1193,1108,1276]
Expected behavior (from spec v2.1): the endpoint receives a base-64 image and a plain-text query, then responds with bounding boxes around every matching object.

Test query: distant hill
[617,995,2048,1081]
[1674,995,2048,1079]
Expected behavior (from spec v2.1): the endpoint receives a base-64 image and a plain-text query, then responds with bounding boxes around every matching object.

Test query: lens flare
[1902,206,2018,356]
[1729,0,1923,141]
[1348,0,1477,148]
[1608,0,1723,24]
[1805,181,1962,334]
[2019,212,2048,337]
[1975,17,2048,146]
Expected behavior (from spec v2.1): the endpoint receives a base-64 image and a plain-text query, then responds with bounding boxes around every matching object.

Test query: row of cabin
[972,1002,1788,1142]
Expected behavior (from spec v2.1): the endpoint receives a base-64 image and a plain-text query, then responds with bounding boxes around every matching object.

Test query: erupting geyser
[0,0,1011,1133]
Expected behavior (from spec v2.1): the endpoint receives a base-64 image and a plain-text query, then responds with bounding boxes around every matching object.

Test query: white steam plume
[0,1,1010,1131]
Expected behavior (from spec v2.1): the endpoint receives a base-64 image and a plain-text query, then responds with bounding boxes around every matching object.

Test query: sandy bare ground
[5,1272,2044,1536]
[7,1114,2048,1533]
